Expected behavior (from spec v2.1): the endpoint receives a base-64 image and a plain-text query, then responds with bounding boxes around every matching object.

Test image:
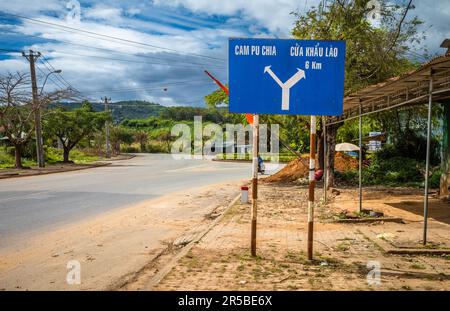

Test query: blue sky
[0,0,449,106]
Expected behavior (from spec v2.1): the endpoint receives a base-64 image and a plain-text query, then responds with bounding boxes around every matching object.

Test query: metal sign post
[323,116,327,203]
[423,70,434,245]
[251,115,259,256]
[358,101,362,213]
[307,116,316,260]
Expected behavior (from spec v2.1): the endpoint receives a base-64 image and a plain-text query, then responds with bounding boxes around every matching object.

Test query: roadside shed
[324,51,450,244]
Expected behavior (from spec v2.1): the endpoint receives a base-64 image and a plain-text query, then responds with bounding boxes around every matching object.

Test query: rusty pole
[251,114,259,256]
[423,69,434,245]
[323,116,327,203]
[307,116,316,261]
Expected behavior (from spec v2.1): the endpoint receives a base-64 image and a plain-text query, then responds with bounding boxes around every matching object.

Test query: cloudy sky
[0,0,449,106]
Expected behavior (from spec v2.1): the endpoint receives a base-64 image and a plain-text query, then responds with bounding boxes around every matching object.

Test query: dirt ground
[154,183,450,290]
[0,181,243,290]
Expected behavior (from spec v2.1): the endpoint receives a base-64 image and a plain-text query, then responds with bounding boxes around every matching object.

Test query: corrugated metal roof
[329,52,450,124]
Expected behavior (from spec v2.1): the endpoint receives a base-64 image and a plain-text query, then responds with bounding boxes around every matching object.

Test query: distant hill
[52,101,167,122]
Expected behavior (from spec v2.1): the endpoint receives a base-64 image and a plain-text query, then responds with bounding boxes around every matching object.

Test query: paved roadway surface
[0,154,265,240]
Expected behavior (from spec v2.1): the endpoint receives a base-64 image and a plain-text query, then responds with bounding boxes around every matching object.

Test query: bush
[145,142,168,153]
[362,156,423,186]
[429,168,441,189]
[121,146,139,153]
[335,170,358,186]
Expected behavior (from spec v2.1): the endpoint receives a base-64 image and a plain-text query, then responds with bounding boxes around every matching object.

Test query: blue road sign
[229,38,346,115]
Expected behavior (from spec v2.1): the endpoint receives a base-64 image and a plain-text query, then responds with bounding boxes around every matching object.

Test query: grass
[335,242,351,252]
[410,263,427,270]
[0,146,100,169]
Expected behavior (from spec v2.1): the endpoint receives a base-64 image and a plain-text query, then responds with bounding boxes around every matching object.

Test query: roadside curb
[358,228,450,255]
[0,154,136,180]
[0,162,111,180]
[145,192,242,290]
[102,154,136,162]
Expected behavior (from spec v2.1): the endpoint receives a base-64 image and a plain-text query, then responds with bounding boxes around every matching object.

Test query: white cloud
[152,0,314,35]
[84,4,123,21]
[1,0,449,106]
[411,0,450,55]
[0,0,63,14]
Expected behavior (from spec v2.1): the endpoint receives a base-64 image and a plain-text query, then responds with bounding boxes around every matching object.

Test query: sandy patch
[0,180,244,290]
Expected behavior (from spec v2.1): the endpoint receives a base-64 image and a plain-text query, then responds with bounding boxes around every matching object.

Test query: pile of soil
[263,152,358,184]
[262,157,308,183]
[334,152,358,171]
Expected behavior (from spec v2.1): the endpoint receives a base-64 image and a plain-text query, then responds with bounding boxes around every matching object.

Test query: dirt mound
[335,152,358,171]
[263,152,359,184]
[262,157,308,183]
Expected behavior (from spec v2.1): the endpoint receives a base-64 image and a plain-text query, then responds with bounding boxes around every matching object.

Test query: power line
[1,12,227,62]
[35,63,66,90]
[81,79,212,94]
[39,58,71,89]
[38,53,217,101]
[42,50,226,69]
[36,61,92,102]
[5,32,226,68]
[1,34,226,70]
[40,55,83,93]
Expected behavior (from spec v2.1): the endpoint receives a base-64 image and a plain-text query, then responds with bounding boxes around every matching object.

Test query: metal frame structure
[323,52,450,244]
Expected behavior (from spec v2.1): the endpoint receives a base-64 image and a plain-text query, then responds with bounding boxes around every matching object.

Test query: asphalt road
[0,154,256,239]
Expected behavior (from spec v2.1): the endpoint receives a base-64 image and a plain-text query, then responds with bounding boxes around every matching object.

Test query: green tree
[110,126,135,154]
[44,102,110,162]
[291,0,423,186]
[292,0,421,93]
[204,87,228,108]
[160,130,173,153]
[134,130,149,152]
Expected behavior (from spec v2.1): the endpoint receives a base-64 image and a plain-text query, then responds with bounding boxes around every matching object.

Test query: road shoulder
[0,180,242,290]
[152,184,450,290]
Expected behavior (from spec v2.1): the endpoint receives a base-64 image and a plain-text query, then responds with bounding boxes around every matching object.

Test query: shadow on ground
[387,200,450,225]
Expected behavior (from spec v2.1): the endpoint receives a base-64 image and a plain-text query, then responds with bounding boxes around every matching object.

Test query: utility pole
[23,50,45,168]
[251,114,259,257]
[102,97,111,158]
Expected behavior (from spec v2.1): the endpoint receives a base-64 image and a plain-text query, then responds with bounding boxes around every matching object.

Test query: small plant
[410,263,426,270]
[335,242,350,252]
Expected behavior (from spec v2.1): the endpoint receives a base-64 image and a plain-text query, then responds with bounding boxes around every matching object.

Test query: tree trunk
[63,146,70,162]
[326,123,339,188]
[14,144,23,169]
[440,100,450,196]
[317,128,324,170]
[114,142,120,154]
[140,142,145,152]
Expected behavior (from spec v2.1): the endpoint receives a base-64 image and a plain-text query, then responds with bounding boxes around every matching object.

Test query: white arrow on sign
[264,65,306,110]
